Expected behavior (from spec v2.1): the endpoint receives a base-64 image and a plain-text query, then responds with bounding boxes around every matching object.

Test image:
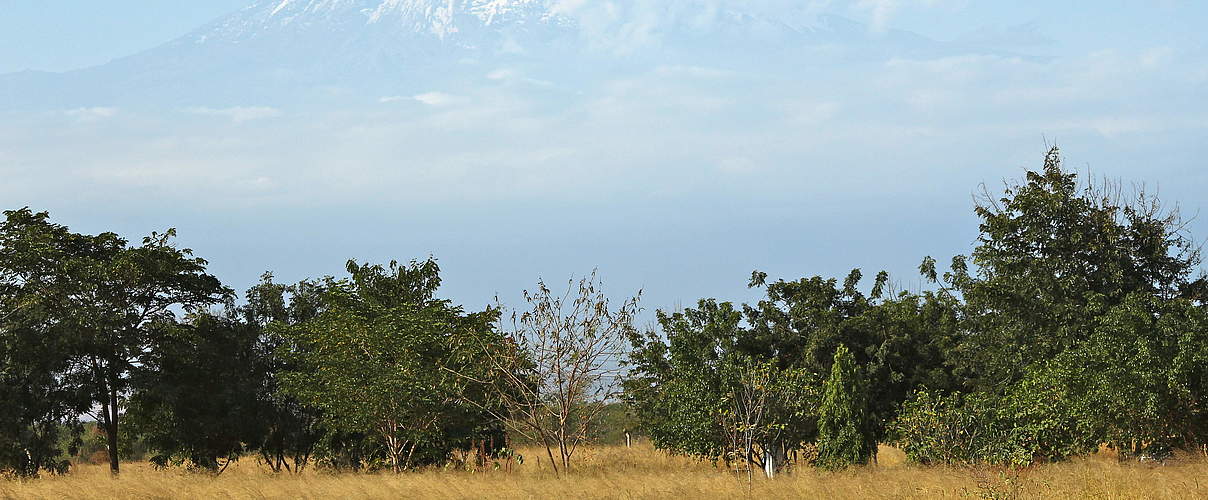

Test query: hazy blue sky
[2,0,1207,315]
[0,2,247,73]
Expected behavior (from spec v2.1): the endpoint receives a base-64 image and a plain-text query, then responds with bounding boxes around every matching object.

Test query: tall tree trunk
[539,433,559,475]
[105,384,120,475]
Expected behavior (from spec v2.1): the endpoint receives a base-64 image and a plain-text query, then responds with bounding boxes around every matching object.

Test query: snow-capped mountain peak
[228,0,561,41]
[194,0,884,47]
[0,0,968,110]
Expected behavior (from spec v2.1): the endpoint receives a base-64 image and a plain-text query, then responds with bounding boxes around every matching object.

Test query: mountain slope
[203,0,564,42]
[0,0,969,110]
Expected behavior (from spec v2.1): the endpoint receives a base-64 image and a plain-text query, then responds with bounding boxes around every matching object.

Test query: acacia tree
[274,259,499,473]
[469,271,640,474]
[77,229,229,475]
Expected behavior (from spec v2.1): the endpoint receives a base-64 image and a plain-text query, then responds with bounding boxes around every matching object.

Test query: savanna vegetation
[5,443,1208,499]
[3,148,1208,498]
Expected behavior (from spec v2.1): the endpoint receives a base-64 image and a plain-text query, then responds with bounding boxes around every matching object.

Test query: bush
[893,391,1029,466]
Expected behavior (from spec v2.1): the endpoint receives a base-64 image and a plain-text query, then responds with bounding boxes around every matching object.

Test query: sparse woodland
[4,148,1208,497]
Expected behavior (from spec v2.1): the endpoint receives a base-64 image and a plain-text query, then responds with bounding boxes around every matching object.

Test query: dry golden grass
[4,444,1207,499]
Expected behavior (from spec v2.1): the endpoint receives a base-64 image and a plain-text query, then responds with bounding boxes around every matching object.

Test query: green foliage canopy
[898,148,1208,464]
[272,259,501,473]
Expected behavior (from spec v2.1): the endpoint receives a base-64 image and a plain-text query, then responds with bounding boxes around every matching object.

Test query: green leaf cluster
[271,259,503,472]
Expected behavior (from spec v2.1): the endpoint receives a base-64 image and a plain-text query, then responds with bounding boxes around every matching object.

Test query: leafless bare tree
[461,270,640,474]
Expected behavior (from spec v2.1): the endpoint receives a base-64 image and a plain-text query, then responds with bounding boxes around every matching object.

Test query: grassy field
[3,444,1207,499]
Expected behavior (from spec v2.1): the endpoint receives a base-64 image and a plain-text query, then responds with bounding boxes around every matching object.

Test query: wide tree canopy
[272,259,502,473]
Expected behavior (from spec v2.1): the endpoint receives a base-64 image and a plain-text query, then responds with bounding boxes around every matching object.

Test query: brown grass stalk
[3,444,1206,499]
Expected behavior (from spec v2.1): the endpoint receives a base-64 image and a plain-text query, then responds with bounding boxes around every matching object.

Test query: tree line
[0,210,639,477]
[626,148,1208,471]
[3,147,1208,479]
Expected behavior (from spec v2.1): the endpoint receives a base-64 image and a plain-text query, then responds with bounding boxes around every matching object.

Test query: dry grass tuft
[3,444,1207,499]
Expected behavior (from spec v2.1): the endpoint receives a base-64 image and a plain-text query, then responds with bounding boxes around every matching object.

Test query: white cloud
[381,93,476,106]
[186,106,281,123]
[239,176,278,192]
[486,69,516,81]
[548,0,959,53]
[549,0,588,14]
[486,68,554,87]
[9,13,1208,222]
[65,107,118,122]
[412,91,464,106]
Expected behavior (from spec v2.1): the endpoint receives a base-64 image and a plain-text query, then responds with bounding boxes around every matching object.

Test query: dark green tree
[125,273,327,475]
[745,269,960,445]
[1,208,227,476]
[241,274,324,474]
[935,147,1204,391]
[0,209,108,477]
[900,147,1208,464]
[816,345,874,469]
[627,270,957,470]
[720,357,817,478]
[126,311,268,473]
[0,210,89,477]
